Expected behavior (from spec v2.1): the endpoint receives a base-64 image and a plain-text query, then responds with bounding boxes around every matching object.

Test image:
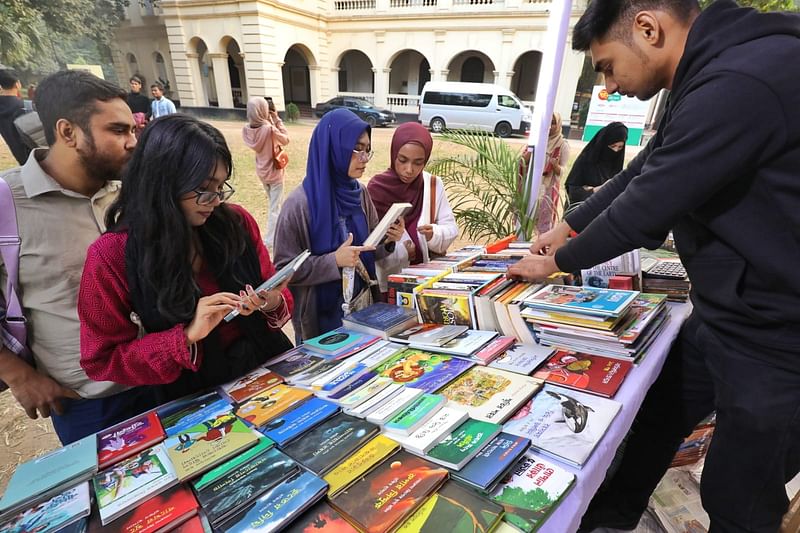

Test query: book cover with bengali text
[221,367,284,404]
[489,343,554,376]
[283,500,359,533]
[267,349,326,379]
[0,483,90,533]
[260,397,340,447]
[87,485,197,533]
[383,394,446,436]
[283,413,379,476]
[425,418,502,470]
[533,350,633,398]
[374,349,474,393]
[329,450,449,533]
[235,385,313,427]
[156,391,232,437]
[490,452,575,532]
[393,406,469,456]
[324,435,401,497]
[97,411,165,470]
[438,367,541,424]
[190,436,274,492]
[217,470,328,533]
[396,480,504,533]
[452,432,531,493]
[163,414,258,481]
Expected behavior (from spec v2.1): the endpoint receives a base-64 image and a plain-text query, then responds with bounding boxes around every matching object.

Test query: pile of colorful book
[520,284,670,361]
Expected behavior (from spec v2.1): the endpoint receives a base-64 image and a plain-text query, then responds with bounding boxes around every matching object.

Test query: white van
[418,81,531,137]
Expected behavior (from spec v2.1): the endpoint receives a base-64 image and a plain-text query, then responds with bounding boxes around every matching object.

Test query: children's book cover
[194,447,299,526]
[490,452,575,532]
[383,394,446,436]
[617,293,668,344]
[190,436,273,492]
[503,384,621,467]
[472,335,516,365]
[221,367,284,404]
[374,349,475,393]
[532,350,633,398]
[416,293,473,327]
[452,433,531,492]
[0,483,90,533]
[268,350,326,379]
[0,434,97,516]
[260,397,340,447]
[330,450,448,533]
[87,485,197,533]
[234,385,313,427]
[489,343,554,376]
[396,480,504,533]
[323,435,401,497]
[93,445,178,525]
[283,501,359,533]
[425,418,502,470]
[283,413,379,476]
[163,413,258,481]
[393,406,469,455]
[526,285,637,317]
[156,391,232,437]
[97,411,165,470]
[218,470,328,533]
[438,367,541,424]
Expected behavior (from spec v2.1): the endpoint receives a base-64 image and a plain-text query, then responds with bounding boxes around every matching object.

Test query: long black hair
[106,114,250,326]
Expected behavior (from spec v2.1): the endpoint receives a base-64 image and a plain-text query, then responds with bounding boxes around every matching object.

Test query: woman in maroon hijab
[367,122,459,296]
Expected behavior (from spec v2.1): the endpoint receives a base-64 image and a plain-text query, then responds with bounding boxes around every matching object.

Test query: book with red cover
[221,367,284,404]
[532,350,633,398]
[88,485,198,533]
[97,411,165,469]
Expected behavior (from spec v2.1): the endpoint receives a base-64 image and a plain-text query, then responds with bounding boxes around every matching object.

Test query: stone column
[184,52,207,106]
[308,65,321,107]
[372,67,391,108]
[209,53,234,108]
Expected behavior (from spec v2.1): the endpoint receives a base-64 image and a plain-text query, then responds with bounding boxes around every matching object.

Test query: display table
[539,302,692,533]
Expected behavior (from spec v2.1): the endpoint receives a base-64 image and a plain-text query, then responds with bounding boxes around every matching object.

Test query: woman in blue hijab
[273,109,403,340]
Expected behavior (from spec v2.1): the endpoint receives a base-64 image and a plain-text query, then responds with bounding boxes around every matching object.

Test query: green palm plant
[427,129,554,242]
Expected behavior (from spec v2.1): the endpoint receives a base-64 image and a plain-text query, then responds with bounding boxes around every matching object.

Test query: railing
[333,0,376,10]
[386,94,420,112]
[452,0,500,4]
[389,0,437,7]
[338,92,375,104]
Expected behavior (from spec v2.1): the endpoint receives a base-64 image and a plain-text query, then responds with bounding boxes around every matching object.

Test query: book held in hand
[363,202,412,247]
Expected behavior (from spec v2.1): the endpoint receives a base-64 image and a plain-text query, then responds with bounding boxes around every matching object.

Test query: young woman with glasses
[273,108,403,341]
[77,114,294,401]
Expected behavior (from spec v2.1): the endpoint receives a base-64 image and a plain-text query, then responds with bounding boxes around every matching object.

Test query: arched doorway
[337,50,374,99]
[446,51,495,84]
[188,37,214,106]
[223,38,247,108]
[282,45,314,105]
[511,50,543,104]
[153,52,169,95]
[387,49,429,112]
[126,53,140,81]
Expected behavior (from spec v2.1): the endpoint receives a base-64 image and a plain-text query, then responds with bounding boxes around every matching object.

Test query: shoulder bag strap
[0,177,28,348]
[428,174,437,224]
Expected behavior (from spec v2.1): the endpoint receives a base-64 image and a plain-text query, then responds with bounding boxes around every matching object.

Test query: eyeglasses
[192,182,235,205]
[352,149,374,162]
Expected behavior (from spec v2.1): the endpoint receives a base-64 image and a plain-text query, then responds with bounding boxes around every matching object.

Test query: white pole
[525,0,574,223]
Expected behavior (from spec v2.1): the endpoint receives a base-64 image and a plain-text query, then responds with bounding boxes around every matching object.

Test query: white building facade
[113,0,588,121]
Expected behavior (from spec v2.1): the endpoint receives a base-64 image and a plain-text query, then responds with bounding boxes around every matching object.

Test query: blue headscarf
[303,108,375,331]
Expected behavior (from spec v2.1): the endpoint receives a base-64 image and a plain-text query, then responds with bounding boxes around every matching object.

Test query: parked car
[314,97,396,126]
[418,81,531,137]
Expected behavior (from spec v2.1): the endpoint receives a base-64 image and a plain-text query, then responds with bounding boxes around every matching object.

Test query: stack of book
[521,285,670,361]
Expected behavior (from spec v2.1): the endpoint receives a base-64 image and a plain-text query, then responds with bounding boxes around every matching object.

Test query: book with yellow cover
[234,384,312,427]
[324,435,401,497]
[163,414,258,481]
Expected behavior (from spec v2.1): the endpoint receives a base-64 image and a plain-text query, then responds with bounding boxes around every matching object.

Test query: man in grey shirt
[0,71,151,444]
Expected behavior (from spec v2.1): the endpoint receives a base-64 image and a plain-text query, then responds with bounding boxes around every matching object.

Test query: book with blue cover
[451,432,531,492]
[303,328,368,353]
[342,302,419,339]
[525,285,638,318]
[373,348,475,393]
[156,391,232,437]
[0,433,97,516]
[0,483,90,533]
[260,396,340,447]
[267,348,326,379]
[326,371,378,401]
[217,470,328,533]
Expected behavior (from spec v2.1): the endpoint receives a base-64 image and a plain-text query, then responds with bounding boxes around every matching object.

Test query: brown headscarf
[367,122,434,264]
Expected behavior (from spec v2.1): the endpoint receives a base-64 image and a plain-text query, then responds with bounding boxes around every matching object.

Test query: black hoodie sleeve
[555,72,786,273]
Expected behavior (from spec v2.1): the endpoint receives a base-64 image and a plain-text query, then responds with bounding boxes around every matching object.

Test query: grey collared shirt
[0,149,128,398]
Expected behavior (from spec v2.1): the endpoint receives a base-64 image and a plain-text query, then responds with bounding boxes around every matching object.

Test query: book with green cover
[383,394,446,436]
[190,436,273,492]
[425,418,502,470]
[323,435,401,497]
[163,413,258,481]
[396,480,504,533]
[490,452,575,532]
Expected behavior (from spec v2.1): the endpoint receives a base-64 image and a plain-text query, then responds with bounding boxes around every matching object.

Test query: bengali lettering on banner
[583,85,653,146]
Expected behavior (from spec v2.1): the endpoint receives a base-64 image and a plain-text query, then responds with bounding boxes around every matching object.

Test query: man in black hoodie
[509,1,800,531]
[0,69,32,165]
